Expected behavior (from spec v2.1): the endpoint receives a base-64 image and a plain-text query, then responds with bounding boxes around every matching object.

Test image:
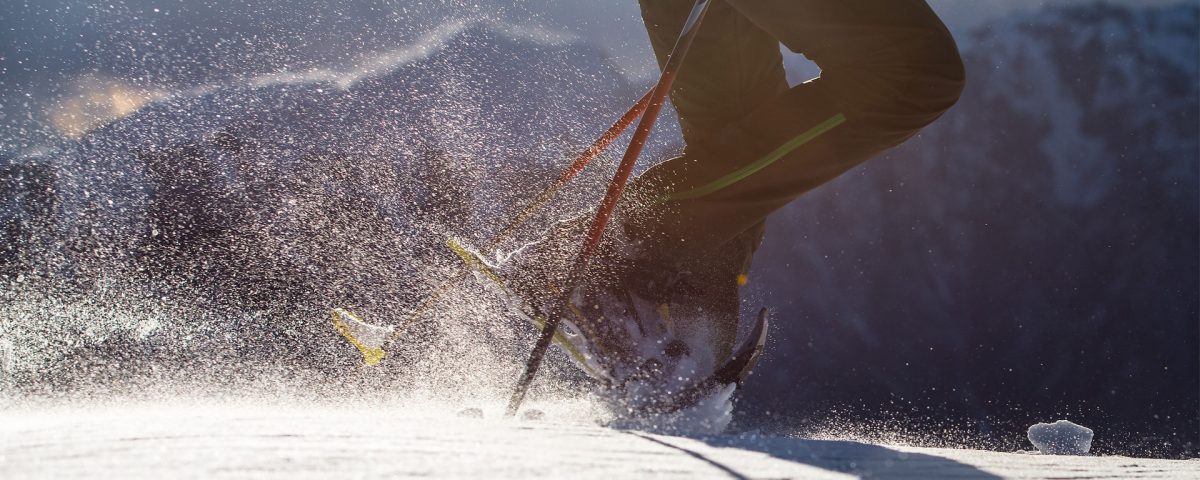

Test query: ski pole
[491,88,654,244]
[505,0,713,417]
[376,89,654,347]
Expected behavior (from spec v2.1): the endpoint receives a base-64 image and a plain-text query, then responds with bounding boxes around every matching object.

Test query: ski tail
[331,308,395,367]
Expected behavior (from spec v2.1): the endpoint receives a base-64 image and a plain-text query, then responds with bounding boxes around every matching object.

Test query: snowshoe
[618,307,769,415]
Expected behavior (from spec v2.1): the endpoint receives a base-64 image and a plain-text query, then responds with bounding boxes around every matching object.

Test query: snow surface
[1027,420,1095,456]
[0,399,1195,479]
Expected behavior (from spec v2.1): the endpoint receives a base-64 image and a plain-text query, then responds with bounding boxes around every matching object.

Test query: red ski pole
[491,88,653,243]
[505,0,713,416]
[377,89,653,345]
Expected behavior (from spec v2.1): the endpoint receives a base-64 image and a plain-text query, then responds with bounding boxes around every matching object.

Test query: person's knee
[873,30,966,142]
[889,5,967,119]
[929,33,967,117]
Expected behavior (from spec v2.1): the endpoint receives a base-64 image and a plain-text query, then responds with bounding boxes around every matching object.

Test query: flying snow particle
[0,337,11,386]
[1027,420,1094,455]
[520,409,545,421]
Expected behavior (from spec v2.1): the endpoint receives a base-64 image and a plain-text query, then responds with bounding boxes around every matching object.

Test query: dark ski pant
[630,0,965,262]
[625,0,964,353]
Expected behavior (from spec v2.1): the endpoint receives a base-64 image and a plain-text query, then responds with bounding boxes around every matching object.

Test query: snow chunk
[1027,420,1094,455]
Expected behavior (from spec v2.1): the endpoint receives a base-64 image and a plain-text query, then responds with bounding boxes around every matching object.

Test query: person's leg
[626,0,965,264]
[633,0,786,361]
[637,0,789,148]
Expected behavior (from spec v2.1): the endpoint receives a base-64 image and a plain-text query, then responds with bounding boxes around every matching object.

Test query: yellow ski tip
[360,346,386,367]
[331,308,394,367]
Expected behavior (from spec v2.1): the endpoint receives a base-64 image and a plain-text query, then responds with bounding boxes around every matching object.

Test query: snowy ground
[0,399,1195,479]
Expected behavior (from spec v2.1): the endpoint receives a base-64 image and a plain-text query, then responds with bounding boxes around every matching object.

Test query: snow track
[0,401,1195,479]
